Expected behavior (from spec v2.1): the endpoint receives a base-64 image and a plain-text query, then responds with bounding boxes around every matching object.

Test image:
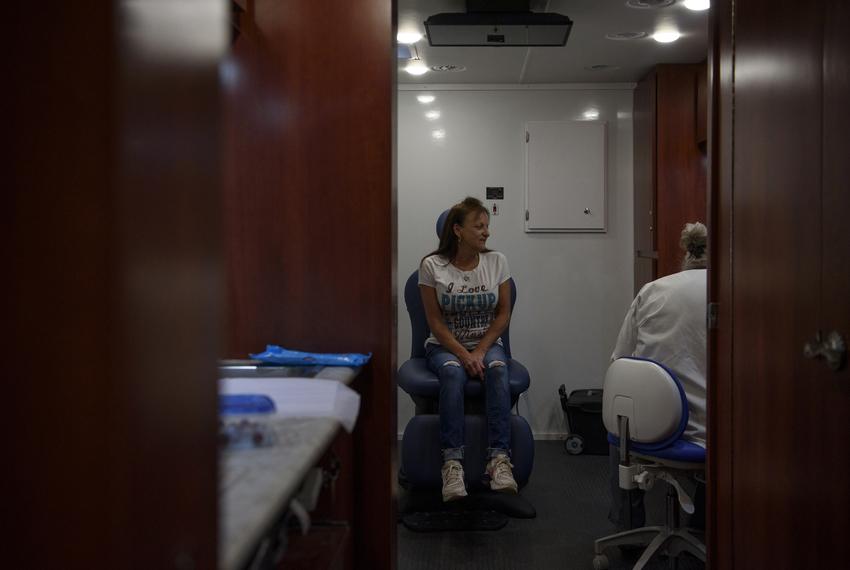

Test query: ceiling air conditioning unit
[425,0,572,47]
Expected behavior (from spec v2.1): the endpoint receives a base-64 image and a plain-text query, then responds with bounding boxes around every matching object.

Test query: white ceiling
[398,0,709,84]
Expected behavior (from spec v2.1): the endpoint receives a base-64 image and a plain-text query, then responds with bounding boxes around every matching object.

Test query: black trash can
[558,386,608,455]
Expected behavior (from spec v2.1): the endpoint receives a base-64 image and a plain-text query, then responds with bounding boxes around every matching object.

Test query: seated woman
[418,197,518,502]
[609,222,708,530]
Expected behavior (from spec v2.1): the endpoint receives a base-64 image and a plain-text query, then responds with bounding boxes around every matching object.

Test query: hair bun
[680,222,707,269]
[680,222,707,251]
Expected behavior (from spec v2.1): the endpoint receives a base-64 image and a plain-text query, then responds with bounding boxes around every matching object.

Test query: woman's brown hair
[423,197,490,264]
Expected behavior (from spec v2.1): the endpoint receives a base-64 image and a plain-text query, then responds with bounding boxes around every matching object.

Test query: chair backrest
[601,357,689,450]
[406,208,517,359]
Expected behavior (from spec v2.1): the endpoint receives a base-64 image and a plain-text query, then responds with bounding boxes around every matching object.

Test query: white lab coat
[611,269,707,447]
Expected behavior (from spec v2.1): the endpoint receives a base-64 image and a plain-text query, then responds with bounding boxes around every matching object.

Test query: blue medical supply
[219,394,276,415]
[249,345,372,367]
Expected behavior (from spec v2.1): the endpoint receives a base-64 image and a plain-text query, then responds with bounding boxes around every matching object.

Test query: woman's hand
[462,348,486,380]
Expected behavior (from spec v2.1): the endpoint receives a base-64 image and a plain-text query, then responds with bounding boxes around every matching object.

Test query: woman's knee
[485,361,510,392]
[483,344,508,366]
[438,360,467,389]
[485,357,508,375]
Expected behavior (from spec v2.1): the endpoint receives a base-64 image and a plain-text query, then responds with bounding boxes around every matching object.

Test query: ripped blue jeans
[425,343,512,462]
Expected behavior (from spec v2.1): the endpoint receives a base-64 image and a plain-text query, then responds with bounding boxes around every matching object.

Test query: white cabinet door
[525,121,607,232]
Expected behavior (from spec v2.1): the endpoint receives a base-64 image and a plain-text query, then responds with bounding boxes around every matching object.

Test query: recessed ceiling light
[431,129,446,140]
[416,94,435,104]
[682,0,710,10]
[430,64,467,73]
[625,0,675,8]
[405,60,429,75]
[605,31,648,41]
[397,31,423,44]
[425,110,441,120]
[652,29,681,43]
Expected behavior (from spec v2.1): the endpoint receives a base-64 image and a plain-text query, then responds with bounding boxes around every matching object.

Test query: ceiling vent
[431,64,467,72]
[605,31,648,40]
[425,0,572,47]
[625,0,676,8]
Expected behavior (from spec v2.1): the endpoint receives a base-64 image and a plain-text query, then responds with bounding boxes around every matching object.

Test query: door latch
[803,330,847,372]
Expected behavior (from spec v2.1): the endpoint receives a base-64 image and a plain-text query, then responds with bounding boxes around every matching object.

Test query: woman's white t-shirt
[611,269,707,447]
[418,251,511,349]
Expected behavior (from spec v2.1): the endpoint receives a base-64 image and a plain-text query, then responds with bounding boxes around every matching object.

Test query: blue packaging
[249,345,372,367]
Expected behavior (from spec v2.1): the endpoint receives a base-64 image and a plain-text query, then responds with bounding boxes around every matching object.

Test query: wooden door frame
[706,1,735,568]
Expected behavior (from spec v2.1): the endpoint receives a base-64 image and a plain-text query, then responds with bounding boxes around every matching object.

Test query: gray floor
[398,441,705,570]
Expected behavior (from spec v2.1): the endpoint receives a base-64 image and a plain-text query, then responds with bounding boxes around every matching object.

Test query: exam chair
[592,357,706,569]
[396,210,535,519]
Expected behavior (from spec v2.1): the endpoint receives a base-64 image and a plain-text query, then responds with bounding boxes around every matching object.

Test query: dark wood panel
[696,63,708,148]
[222,1,396,567]
[310,432,355,569]
[633,71,657,294]
[655,64,708,279]
[819,0,850,552]
[4,4,222,568]
[279,525,349,570]
[707,1,735,568]
[730,0,823,566]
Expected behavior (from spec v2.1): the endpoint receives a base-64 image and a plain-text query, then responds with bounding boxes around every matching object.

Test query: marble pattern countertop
[218,365,360,570]
[220,416,338,570]
[217,362,359,386]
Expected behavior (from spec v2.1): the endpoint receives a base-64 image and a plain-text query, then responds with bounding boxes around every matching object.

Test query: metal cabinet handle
[803,330,847,372]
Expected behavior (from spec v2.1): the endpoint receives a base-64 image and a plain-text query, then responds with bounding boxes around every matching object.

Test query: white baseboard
[532,433,568,440]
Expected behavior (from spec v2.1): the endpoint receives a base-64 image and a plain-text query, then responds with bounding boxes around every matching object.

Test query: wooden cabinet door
[716,0,850,566]
[633,71,657,294]
[634,65,707,294]
[655,65,707,279]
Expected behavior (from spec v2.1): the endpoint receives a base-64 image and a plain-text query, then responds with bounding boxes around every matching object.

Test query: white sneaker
[486,454,518,494]
[441,460,468,502]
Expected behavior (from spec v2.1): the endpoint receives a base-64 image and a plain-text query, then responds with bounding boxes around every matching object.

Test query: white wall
[397,85,634,439]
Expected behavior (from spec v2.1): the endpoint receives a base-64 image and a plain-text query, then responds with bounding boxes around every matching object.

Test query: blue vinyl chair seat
[397,269,530,415]
[398,268,529,402]
[398,356,530,400]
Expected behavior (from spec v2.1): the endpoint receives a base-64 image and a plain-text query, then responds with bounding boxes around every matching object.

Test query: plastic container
[558,386,608,455]
[218,394,277,450]
[219,394,276,415]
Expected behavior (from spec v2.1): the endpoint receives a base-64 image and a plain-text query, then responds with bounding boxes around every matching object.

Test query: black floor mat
[399,488,537,519]
[401,510,509,532]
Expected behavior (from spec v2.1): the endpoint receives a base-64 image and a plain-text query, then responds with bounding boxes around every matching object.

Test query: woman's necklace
[454,252,479,273]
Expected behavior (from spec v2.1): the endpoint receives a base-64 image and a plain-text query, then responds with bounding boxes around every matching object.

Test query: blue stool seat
[401,415,534,489]
[594,357,707,567]
[608,433,706,463]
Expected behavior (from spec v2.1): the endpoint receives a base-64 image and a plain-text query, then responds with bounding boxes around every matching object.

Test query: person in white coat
[609,222,708,532]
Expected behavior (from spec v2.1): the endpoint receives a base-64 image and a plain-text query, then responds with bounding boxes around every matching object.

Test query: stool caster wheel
[564,434,584,455]
[592,553,609,569]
